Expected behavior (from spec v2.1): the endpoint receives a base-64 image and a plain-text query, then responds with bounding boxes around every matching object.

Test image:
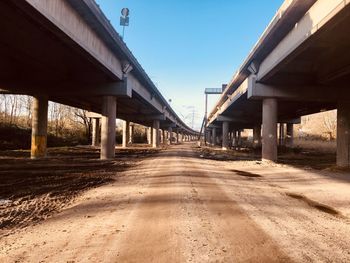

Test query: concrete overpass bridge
[0,0,197,159]
[207,0,350,166]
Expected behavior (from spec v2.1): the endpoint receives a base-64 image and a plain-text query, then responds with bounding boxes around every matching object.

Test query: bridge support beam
[232,130,237,148]
[286,123,294,147]
[253,125,261,148]
[162,129,166,144]
[337,102,350,167]
[222,121,229,150]
[152,120,160,148]
[101,96,116,160]
[91,118,100,147]
[147,127,153,145]
[122,120,130,148]
[176,131,179,144]
[168,127,173,145]
[129,124,134,144]
[279,123,285,146]
[212,127,217,146]
[152,120,159,148]
[262,98,277,162]
[207,130,212,145]
[237,130,242,147]
[31,95,48,159]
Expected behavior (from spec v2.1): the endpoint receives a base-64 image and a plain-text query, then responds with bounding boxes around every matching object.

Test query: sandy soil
[1,143,350,262]
[0,146,159,234]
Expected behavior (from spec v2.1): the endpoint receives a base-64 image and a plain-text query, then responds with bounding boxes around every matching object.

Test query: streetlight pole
[202,88,223,145]
[120,8,130,40]
[204,93,208,145]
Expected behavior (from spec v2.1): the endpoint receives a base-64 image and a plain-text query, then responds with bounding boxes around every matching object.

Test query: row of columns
[93,120,195,151]
[215,98,350,167]
[215,102,294,161]
[207,99,294,161]
[28,94,350,166]
[30,95,196,161]
[31,95,119,160]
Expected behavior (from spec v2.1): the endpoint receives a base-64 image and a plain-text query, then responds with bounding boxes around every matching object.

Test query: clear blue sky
[96,0,284,130]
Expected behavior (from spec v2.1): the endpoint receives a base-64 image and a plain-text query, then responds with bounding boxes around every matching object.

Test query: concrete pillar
[31,95,48,159]
[180,131,183,143]
[168,127,173,145]
[147,127,153,145]
[286,123,294,147]
[212,127,217,146]
[101,96,116,160]
[336,102,350,167]
[122,120,129,148]
[91,118,100,147]
[129,124,134,144]
[237,130,242,147]
[162,129,166,144]
[228,132,231,147]
[253,125,261,147]
[207,130,212,145]
[279,123,285,146]
[176,131,179,144]
[222,121,229,150]
[152,120,160,148]
[262,98,277,162]
[145,127,148,143]
[232,130,237,147]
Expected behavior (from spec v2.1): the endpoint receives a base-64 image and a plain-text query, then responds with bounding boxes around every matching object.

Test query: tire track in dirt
[1,144,294,262]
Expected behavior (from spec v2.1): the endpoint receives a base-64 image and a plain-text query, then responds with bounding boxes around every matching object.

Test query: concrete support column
[162,129,166,144]
[147,127,153,145]
[180,132,183,143]
[237,130,242,147]
[101,96,116,160]
[279,123,285,146]
[168,127,173,145]
[232,130,237,147]
[207,130,212,145]
[286,123,294,147]
[212,128,217,146]
[262,98,277,162]
[129,124,134,144]
[31,95,48,159]
[176,131,179,144]
[336,102,350,167]
[222,121,229,150]
[152,120,160,148]
[91,118,100,147]
[253,125,261,147]
[122,120,130,148]
[145,128,148,143]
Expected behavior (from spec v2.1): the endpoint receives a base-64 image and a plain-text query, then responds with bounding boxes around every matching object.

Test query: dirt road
[1,143,350,262]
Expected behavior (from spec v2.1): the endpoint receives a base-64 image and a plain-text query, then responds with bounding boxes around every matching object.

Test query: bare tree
[323,110,337,140]
[73,109,92,140]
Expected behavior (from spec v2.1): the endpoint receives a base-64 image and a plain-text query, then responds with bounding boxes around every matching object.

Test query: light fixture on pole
[120,8,130,40]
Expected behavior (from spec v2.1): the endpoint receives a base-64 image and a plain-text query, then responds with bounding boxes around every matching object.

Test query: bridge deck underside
[213,5,350,130]
[0,1,173,129]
